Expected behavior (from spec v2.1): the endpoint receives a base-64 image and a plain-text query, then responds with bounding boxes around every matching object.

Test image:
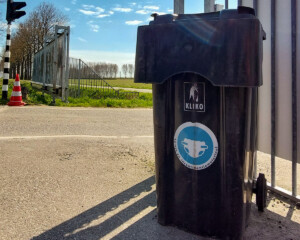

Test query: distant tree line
[87,63,134,79]
[87,62,119,78]
[0,2,68,80]
[121,64,134,78]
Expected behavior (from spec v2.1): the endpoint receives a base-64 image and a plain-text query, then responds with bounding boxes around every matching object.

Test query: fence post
[174,0,184,14]
[42,37,47,95]
[204,0,215,12]
[61,30,65,101]
[53,25,58,92]
[78,59,81,96]
[65,26,70,102]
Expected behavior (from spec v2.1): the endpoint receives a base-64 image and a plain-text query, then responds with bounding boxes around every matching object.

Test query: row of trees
[121,64,134,78]
[0,2,68,80]
[87,62,119,78]
[88,63,135,78]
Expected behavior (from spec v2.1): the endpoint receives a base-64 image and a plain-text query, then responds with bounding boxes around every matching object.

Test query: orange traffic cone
[7,74,25,106]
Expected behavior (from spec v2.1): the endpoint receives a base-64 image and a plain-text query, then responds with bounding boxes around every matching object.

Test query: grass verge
[0,79,153,108]
[104,78,152,89]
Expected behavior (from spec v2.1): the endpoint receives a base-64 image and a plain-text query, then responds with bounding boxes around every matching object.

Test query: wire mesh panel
[32,26,70,101]
[68,57,139,99]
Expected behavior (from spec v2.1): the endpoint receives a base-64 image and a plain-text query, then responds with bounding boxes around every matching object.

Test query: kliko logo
[184,82,205,112]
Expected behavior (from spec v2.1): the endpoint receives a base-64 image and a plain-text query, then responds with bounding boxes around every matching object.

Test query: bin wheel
[256,173,267,212]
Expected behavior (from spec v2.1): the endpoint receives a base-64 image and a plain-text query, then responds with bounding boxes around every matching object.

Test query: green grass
[0,79,152,108]
[55,93,152,108]
[70,78,152,90]
[105,78,152,89]
[0,79,53,105]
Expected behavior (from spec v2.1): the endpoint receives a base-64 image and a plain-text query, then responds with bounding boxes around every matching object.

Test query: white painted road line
[0,135,154,140]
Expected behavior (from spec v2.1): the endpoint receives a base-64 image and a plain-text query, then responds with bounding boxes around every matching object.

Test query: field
[102,78,152,89]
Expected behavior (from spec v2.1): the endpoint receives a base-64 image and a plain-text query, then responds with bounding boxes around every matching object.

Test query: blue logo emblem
[174,122,218,170]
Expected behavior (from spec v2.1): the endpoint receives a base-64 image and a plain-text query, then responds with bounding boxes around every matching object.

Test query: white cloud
[70,50,135,67]
[154,12,166,15]
[71,0,77,4]
[79,5,105,16]
[77,37,87,42]
[147,17,154,21]
[87,21,100,32]
[79,9,97,15]
[82,4,95,9]
[109,11,114,15]
[64,7,70,11]
[91,25,99,32]
[125,20,143,25]
[144,5,159,10]
[95,7,105,13]
[113,7,132,12]
[135,5,160,15]
[97,14,109,18]
[136,10,148,15]
[167,9,173,13]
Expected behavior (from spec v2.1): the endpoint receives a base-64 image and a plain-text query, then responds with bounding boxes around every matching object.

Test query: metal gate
[32,26,70,101]
[68,58,139,99]
[173,0,299,202]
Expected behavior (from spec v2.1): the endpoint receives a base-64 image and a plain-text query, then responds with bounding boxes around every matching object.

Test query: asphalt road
[0,106,299,240]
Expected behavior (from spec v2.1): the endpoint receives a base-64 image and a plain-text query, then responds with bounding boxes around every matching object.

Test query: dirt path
[113,87,152,93]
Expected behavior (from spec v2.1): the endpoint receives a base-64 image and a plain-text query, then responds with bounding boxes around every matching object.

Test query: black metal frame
[291,0,297,197]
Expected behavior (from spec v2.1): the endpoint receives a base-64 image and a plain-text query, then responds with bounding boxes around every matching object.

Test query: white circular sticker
[174,122,218,170]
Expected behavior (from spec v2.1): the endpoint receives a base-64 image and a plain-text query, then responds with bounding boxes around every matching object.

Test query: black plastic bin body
[134,8,265,240]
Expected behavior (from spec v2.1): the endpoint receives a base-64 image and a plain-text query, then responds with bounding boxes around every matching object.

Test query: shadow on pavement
[245,193,300,239]
[32,176,156,240]
[32,177,300,240]
[112,192,300,240]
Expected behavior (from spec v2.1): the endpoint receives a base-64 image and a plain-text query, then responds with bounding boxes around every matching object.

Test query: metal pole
[291,0,297,197]
[253,0,259,182]
[61,29,66,102]
[253,0,258,14]
[271,0,276,188]
[204,0,215,13]
[238,0,242,6]
[225,0,229,9]
[2,23,11,100]
[43,38,47,89]
[78,59,81,96]
[65,26,70,102]
[174,0,184,14]
[53,26,58,92]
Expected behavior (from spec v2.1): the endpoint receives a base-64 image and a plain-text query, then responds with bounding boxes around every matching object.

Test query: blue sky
[0,0,238,66]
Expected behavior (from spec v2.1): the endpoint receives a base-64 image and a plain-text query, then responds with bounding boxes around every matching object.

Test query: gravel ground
[0,106,299,240]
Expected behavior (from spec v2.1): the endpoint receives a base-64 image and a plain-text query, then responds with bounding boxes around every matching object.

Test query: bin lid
[134,7,265,87]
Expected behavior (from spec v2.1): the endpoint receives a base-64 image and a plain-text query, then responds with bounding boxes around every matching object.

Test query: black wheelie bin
[134,7,266,239]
